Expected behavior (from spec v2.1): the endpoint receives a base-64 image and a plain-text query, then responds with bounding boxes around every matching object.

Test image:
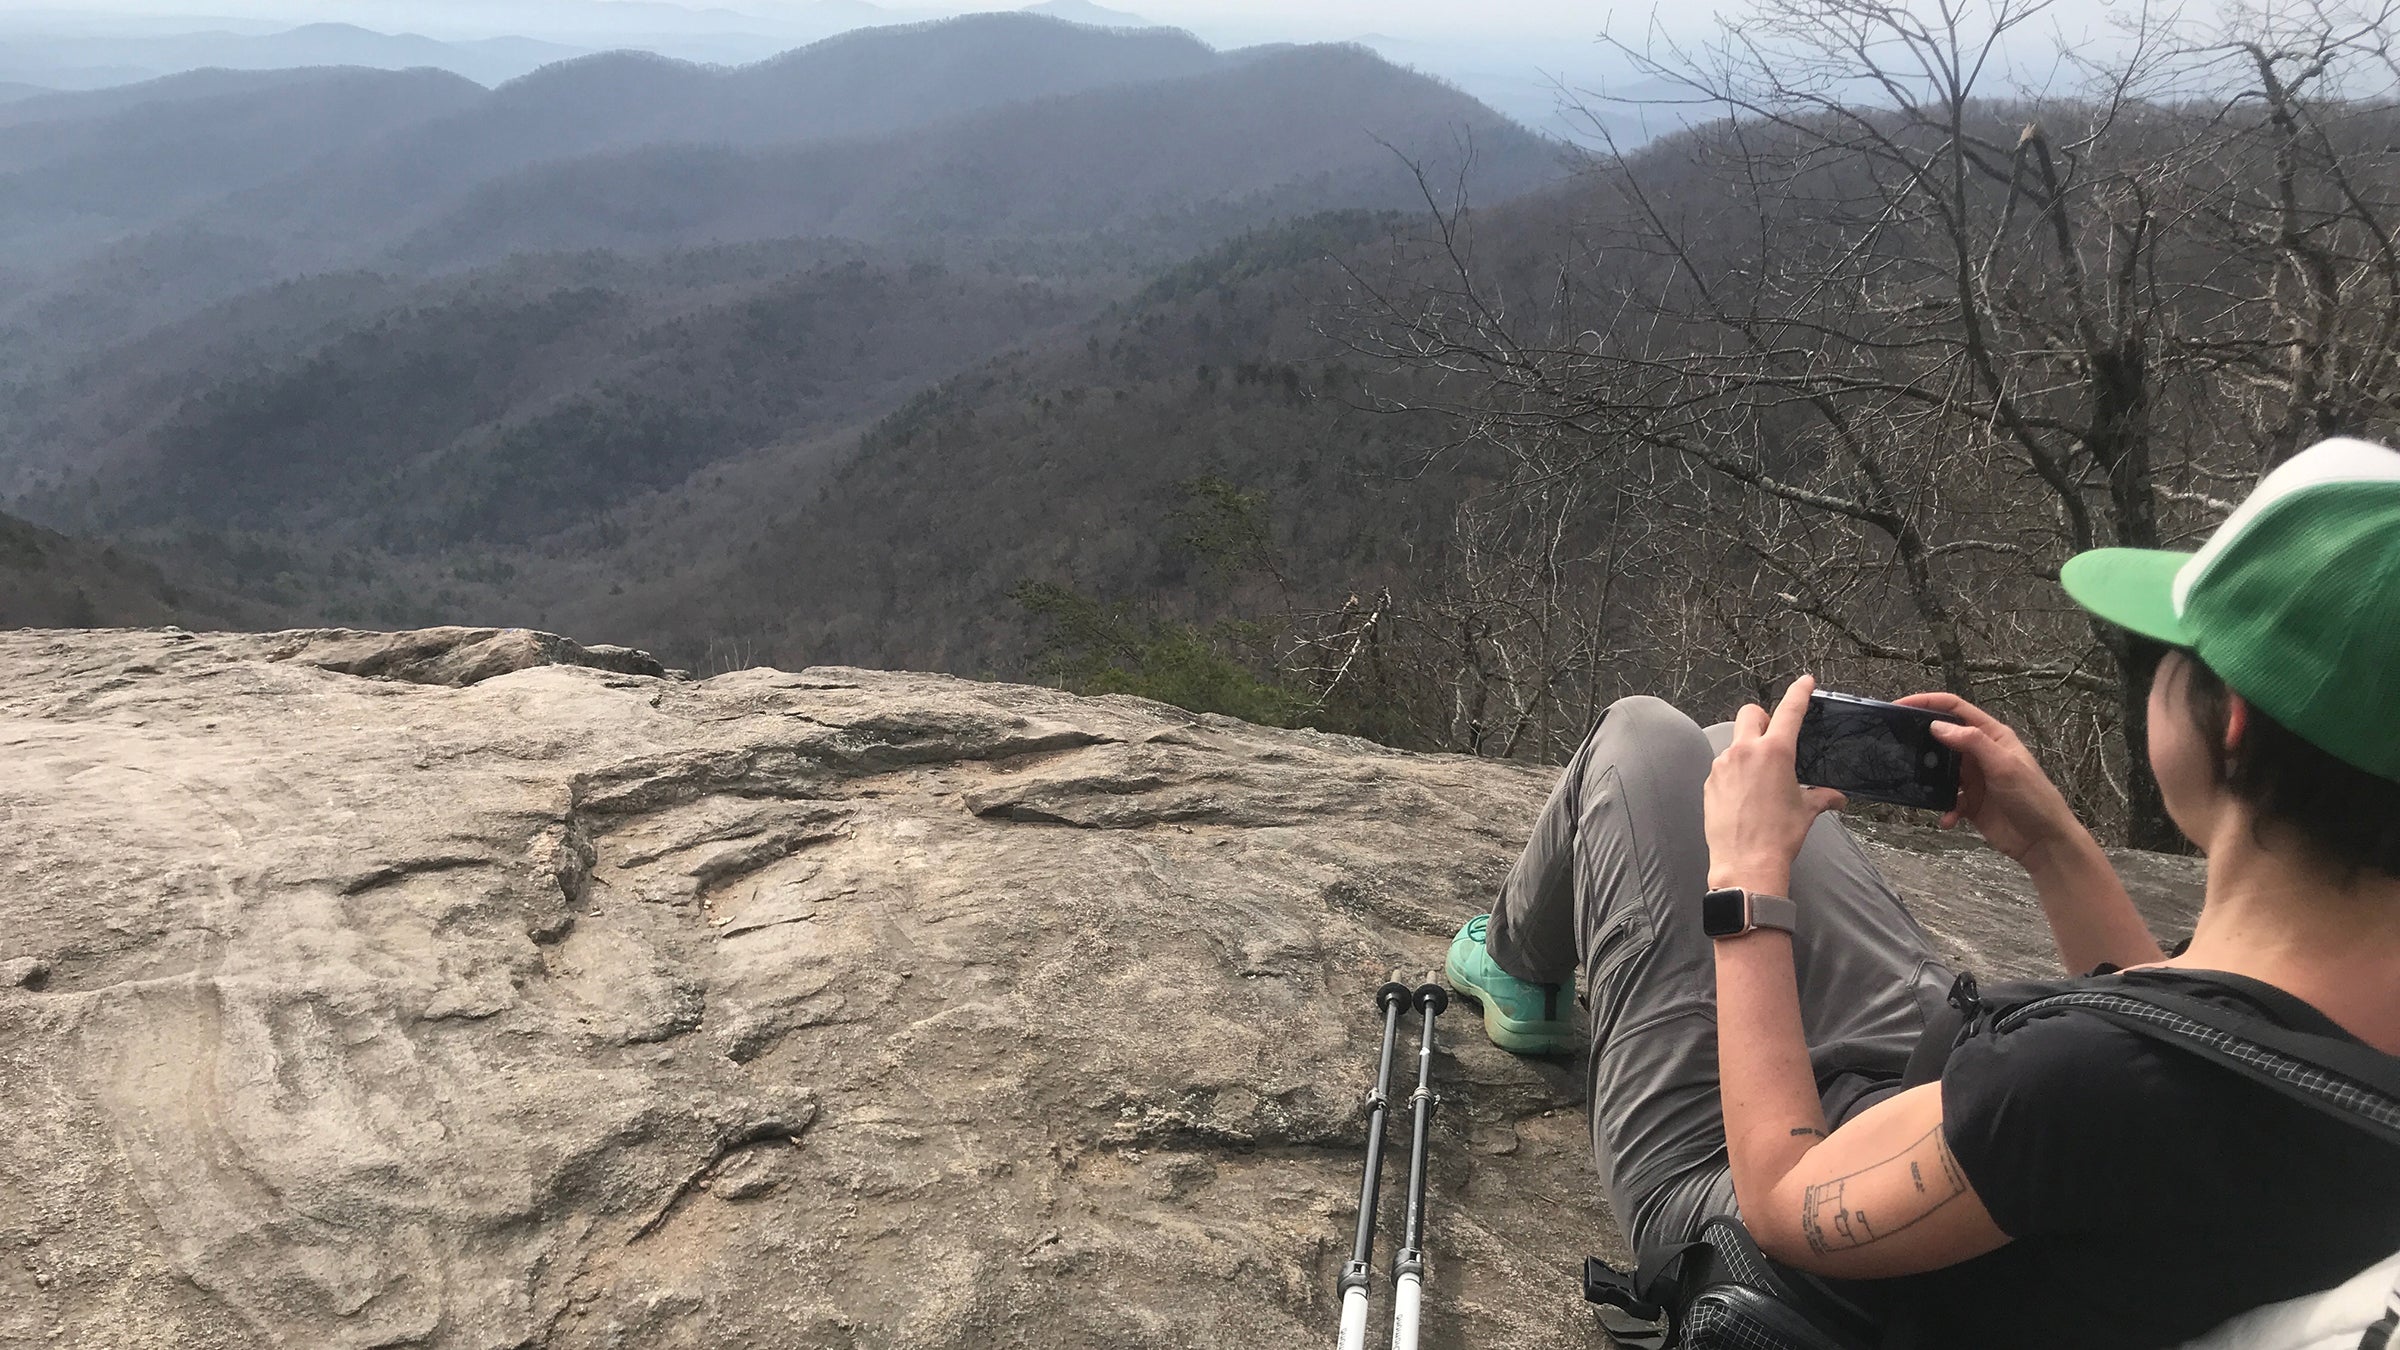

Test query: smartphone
[1795,691,1965,811]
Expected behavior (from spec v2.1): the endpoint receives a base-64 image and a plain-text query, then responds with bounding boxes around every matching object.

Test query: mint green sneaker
[1444,914,1577,1056]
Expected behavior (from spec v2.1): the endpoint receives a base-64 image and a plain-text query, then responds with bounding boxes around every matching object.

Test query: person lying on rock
[1443,435,2400,1349]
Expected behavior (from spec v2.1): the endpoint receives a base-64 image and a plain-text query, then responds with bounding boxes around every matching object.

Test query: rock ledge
[0,628,2201,1349]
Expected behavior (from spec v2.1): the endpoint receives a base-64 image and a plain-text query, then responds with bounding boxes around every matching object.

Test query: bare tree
[2162,1,2400,461]
[1338,0,2400,846]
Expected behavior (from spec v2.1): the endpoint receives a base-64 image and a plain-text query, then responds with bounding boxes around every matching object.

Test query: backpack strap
[1998,986,2400,1147]
[1581,1254,1665,1323]
[1899,971,1985,1090]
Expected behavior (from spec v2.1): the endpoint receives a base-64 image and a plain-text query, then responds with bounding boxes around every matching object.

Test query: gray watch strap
[1748,892,1798,935]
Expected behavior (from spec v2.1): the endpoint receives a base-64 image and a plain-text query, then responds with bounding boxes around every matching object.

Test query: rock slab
[0,628,2202,1348]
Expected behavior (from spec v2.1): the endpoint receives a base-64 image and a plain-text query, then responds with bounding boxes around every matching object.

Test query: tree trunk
[2086,338,2178,852]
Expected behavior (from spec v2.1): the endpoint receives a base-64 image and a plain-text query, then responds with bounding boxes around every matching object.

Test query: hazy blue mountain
[798,0,912,22]
[0,14,1245,345]
[0,61,148,92]
[192,0,914,43]
[0,67,344,128]
[1023,1,1158,28]
[438,0,852,38]
[0,10,284,39]
[0,81,46,103]
[0,12,1559,377]
[390,42,1555,268]
[657,12,1221,141]
[0,7,1563,592]
[0,24,584,91]
[0,67,485,265]
[159,16,1228,263]
[1349,31,1667,141]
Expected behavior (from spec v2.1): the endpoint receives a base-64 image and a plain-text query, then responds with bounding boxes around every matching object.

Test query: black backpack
[1582,1214,1881,1350]
[1580,975,2400,1350]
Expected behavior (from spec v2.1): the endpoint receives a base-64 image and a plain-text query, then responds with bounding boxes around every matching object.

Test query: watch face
[1701,887,1749,938]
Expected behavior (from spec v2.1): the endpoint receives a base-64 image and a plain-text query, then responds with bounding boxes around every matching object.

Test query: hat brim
[2061,548,2193,646]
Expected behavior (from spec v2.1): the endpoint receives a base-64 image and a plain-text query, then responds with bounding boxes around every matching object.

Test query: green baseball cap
[2061,436,2400,782]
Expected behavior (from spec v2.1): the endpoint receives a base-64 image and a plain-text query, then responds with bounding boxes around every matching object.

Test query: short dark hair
[2173,653,2400,881]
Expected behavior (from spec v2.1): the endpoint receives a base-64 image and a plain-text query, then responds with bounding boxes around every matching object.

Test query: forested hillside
[1,13,1555,644]
[1,15,1553,495]
[71,255,1103,544]
[0,507,251,629]
[560,211,1467,674]
[24,214,1462,652]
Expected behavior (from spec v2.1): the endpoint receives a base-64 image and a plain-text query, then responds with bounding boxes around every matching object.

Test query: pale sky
[1116,0,1613,42]
[0,0,2151,48]
[0,0,1670,45]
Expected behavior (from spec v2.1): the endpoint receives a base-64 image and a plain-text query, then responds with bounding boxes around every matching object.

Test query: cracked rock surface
[0,627,2203,1349]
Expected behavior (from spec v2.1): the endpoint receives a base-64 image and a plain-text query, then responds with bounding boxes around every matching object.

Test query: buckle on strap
[1581,1255,1664,1322]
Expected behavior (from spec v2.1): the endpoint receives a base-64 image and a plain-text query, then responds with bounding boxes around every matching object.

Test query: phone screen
[1794,693,1963,811]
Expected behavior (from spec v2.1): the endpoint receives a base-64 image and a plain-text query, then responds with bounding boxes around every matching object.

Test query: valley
[0,14,1561,680]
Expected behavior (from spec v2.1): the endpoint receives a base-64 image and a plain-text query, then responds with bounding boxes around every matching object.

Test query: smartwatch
[1701,887,1798,940]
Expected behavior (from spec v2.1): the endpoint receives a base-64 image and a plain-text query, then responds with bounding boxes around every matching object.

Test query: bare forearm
[2020,827,2165,973]
[1710,908,1825,1217]
[1717,923,2011,1278]
[1700,679,2015,1277]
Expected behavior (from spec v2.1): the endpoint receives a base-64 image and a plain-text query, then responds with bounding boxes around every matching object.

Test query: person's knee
[1567,695,1714,800]
[1589,695,1709,758]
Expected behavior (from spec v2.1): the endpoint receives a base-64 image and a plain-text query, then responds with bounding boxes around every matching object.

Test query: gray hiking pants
[1485,696,1957,1257]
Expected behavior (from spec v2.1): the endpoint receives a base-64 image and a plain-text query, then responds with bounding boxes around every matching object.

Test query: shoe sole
[1444,950,1579,1057]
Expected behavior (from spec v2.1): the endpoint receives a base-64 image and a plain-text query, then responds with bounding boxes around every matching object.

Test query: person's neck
[2171,813,2400,1054]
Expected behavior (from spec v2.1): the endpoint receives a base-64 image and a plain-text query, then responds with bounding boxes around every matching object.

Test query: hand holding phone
[1795,691,1966,811]
[1703,675,1852,890]
[1891,691,2084,863]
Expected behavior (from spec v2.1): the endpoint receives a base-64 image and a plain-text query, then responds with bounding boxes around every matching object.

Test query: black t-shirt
[1903,968,2400,1349]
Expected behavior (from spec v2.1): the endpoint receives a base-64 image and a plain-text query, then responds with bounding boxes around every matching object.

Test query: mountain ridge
[0,13,1300,341]
[385,42,1553,270]
[0,66,484,260]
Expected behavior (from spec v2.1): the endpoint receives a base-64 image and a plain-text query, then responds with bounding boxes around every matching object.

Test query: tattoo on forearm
[1790,1126,1826,1139]
[1798,1127,1970,1256]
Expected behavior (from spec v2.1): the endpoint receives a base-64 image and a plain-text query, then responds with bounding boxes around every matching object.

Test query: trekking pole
[1389,982,1447,1350]
[1337,981,1414,1350]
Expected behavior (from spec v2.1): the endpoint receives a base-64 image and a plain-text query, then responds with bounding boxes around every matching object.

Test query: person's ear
[2224,693,2249,758]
